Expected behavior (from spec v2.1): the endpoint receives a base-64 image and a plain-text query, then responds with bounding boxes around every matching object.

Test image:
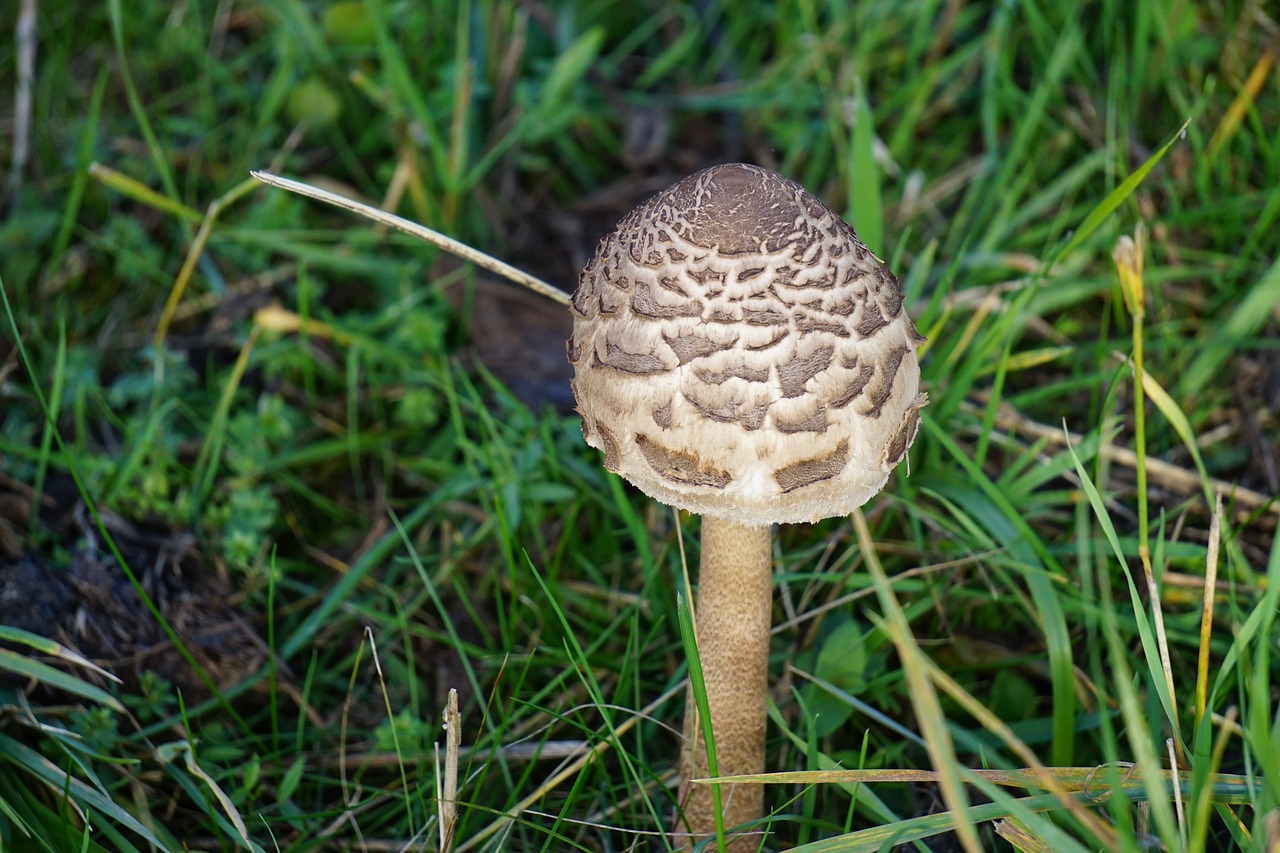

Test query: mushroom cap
[567,163,927,525]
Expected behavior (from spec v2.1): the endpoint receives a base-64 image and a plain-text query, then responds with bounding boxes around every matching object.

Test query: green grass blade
[1051,117,1192,267]
[922,419,1077,766]
[855,508,981,853]
[675,584,727,848]
[1064,430,1183,845]
[0,650,123,713]
[0,734,166,847]
[104,0,182,211]
[1180,253,1280,397]
[848,86,883,256]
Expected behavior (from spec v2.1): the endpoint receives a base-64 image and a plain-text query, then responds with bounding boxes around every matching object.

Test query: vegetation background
[0,0,1277,850]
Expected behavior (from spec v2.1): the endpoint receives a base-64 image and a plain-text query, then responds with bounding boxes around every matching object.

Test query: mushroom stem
[678,517,772,848]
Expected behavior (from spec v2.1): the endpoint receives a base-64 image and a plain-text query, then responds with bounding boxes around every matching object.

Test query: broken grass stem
[249,171,571,308]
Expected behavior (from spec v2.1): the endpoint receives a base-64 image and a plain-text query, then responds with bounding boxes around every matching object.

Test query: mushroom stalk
[678,517,772,847]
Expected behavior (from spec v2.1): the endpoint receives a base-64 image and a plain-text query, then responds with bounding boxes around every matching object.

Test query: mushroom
[567,163,928,847]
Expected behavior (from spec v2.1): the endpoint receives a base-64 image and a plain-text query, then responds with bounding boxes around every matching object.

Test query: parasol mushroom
[567,163,927,847]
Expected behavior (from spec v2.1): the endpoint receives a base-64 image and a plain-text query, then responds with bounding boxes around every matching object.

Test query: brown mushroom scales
[569,163,927,526]
[568,162,927,847]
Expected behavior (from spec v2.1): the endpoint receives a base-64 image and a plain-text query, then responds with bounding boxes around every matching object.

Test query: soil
[0,473,270,700]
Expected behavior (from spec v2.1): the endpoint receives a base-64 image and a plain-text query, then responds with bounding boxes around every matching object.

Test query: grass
[1,0,1277,850]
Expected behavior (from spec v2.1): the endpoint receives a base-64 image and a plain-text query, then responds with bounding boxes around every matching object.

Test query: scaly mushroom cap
[567,163,927,525]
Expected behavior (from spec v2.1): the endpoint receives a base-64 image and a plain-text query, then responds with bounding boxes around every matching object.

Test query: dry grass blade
[1167,738,1186,847]
[87,161,202,221]
[854,507,983,853]
[907,646,1119,844]
[253,304,352,345]
[711,765,1255,795]
[152,176,261,348]
[995,816,1053,853]
[250,171,570,307]
[1139,544,1182,763]
[6,0,36,199]
[1196,494,1223,725]
[438,688,461,853]
[0,625,123,684]
[155,740,255,849]
[1205,43,1276,162]
[456,682,684,852]
[980,398,1279,517]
